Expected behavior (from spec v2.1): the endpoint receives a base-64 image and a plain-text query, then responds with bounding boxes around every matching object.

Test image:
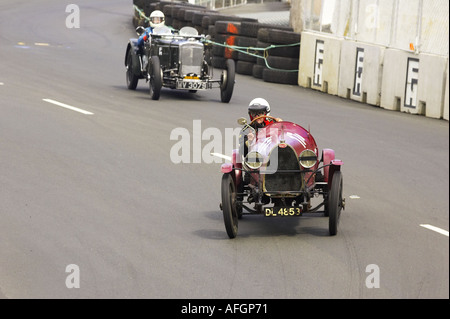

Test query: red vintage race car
[220,115,345,238]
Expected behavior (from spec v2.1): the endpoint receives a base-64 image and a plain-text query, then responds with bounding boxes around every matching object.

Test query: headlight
[245,151,264,170]
[299,149,317,168]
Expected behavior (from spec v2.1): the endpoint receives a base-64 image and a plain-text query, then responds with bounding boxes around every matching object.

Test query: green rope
[134,5,149,21]
[204,39,300,72]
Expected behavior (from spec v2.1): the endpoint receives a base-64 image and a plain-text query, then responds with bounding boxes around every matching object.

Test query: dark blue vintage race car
[125,26,235,102]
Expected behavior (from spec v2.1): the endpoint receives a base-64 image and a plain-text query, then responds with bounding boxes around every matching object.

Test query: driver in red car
[246,98,282,143]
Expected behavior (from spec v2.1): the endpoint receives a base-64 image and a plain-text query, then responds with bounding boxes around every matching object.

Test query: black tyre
[220,59,235,103]
[257,41,300,59]
[262,68,298,85]
[266,56,299,71]
[126,50,139,90]
[207,25,216,37]
[252,64,265,79]
[212,37,225,56]
[149,55,162,100]
[236,60,254,75]
[235,36,258,47]
[162,4,175,16]
[237,51,256,63]
[324,186,330,217]
[214,21,241,35]
[213,34,239,59]
[172,19,182,30]
[221,174,238,239]
[328,171,343,236]
[211,56,227,69]
[239,21,260,37]
[184,10,196,22]
[205,15,242,30]
[240,21,294,37]
[133,16,139,28]
[257,28,301,45]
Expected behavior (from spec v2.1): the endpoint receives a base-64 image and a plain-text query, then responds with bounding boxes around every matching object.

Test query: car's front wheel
[221,173,238,238]
[149,55,162,100]
[126,50,139,90]
[328,170,343,236]
[220,59,235,103]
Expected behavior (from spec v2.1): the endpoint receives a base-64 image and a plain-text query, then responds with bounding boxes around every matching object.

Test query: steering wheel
[250,115,281,126]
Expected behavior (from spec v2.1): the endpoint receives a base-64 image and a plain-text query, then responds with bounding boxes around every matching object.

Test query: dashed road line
[211,153,232,161]
[420,224,449,237]
[42,98,94,115]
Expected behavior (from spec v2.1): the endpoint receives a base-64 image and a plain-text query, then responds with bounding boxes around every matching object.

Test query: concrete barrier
[298,32,342,95]
[418,54,448,119]
[380,49,415,113]
[338,41,384,106]
[380,49,448,119]
[444,61,449,121]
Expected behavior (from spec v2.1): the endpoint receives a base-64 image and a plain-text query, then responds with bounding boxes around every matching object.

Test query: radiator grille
[179,43,203,75]
[264,146,302,193]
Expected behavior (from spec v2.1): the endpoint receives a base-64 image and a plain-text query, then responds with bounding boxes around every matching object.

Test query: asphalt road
[0,0,448,299]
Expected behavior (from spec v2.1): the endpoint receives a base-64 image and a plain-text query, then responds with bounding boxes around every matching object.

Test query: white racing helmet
[248,98,271,121]
[149,10,165,28]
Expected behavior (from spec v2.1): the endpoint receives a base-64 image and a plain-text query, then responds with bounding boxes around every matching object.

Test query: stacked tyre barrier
[255,27,301,85]
[132,1,301,85]
[212,21,300,85]
[212,21,242,70]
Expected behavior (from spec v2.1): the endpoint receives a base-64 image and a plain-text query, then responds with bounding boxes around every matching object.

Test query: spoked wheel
[236,181,243,219]
[149,55,162,100]
[126,51,138,90]
[328,170,343,236]
[220,59,235,103]
[221,174,238,238]
[324,186,330,217]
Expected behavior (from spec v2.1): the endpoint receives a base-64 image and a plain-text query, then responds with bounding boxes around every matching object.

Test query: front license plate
[264,207,302,217]
[176,80,209,90]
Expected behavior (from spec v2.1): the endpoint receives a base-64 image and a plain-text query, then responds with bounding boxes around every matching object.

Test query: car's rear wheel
[126,50,139,90]
[220,59,235,103]
[149,55,162,100]
[328,170,343,236]
[221,174,238,239]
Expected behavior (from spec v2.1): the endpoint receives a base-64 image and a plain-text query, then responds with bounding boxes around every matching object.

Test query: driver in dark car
[137,10,166,48]
[137,10,166,70]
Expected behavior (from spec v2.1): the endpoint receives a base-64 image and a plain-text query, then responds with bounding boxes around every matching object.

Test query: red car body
[220,119,344,238]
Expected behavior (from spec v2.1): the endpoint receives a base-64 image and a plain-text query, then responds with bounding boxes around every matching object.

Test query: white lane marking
[43,99,94,115]
[420,224,449,237]
[0,82,4,85]
[211,153,232,162]
[349,195,360,199]
[17,42,50,47]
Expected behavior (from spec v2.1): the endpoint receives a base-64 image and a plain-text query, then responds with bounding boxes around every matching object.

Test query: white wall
[379,50,448,119]
[338,41,384,106]
[291,0,449,120]
[298,32,342,95]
